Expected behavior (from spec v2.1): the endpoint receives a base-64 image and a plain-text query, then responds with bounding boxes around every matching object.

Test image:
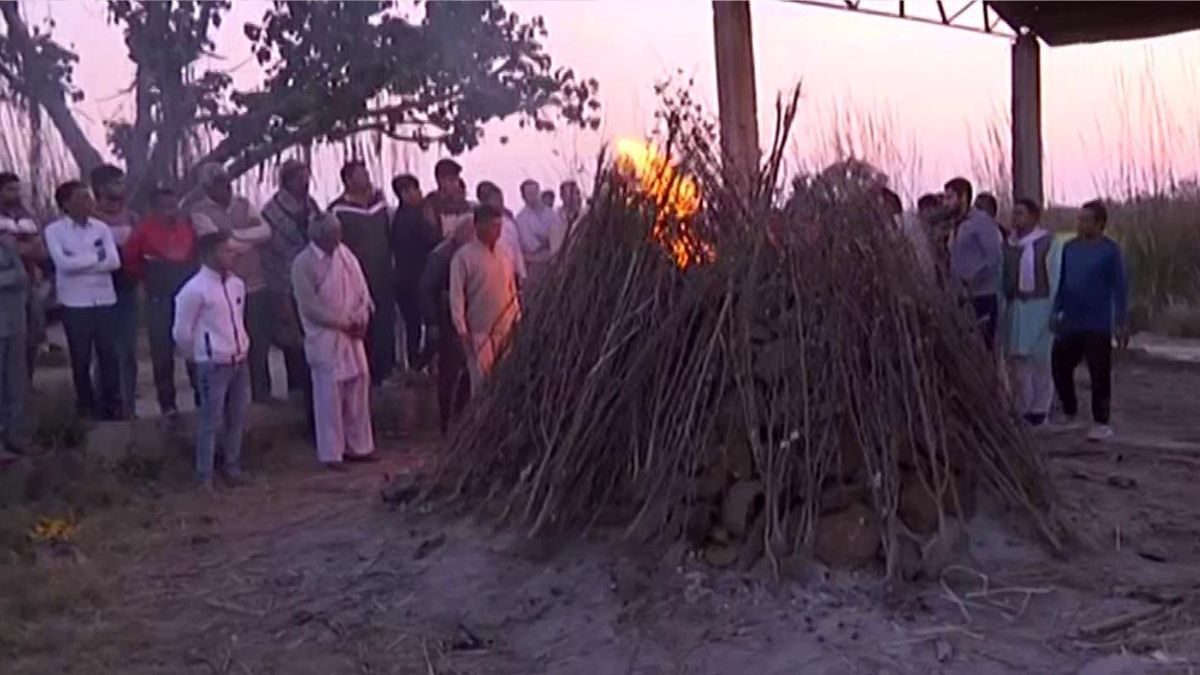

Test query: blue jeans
[195,360,250,482]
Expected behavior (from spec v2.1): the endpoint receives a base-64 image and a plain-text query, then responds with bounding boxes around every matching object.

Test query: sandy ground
[2,346,1200,674]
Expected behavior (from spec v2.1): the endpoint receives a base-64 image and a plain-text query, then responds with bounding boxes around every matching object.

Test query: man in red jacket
[124,186,199,418]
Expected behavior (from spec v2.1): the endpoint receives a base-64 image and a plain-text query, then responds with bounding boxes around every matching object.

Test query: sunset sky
[21,0,1200,205]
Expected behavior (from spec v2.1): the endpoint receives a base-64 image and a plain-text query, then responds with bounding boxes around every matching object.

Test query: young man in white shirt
[173,231,251,490]
[44,180,123,420]
[514,179,563,288]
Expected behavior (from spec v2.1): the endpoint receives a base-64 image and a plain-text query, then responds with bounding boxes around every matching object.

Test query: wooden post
[1011,31,1043,205]
[713,1,760,182]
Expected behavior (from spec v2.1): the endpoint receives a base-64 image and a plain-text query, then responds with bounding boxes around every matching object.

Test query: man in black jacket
[419,222,474,433]
[392,174,443,373]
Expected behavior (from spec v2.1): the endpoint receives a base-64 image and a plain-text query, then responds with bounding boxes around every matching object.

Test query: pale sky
[21,0,1200,205]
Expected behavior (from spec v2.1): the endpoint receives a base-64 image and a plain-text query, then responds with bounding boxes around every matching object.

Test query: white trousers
[311,370,375,464]
[1010,354,1054,417]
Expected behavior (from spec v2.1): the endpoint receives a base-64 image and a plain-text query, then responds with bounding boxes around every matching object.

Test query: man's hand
[345,321,367,340]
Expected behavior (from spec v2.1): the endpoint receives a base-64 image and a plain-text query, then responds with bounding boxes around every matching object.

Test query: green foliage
[0,0,600,201]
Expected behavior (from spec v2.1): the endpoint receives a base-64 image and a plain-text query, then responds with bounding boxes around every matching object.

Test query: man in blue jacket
[1051,199,1128,442]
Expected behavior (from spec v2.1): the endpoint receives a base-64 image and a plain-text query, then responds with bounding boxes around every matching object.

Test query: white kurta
[292,243,376,463]
[515,205,563,286]
[448,239,520,392]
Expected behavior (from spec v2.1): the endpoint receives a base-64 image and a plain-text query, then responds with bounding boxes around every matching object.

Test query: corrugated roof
[988,1,1200,46]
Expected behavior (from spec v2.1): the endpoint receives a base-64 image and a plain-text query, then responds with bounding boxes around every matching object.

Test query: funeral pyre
[431,97,1061,578]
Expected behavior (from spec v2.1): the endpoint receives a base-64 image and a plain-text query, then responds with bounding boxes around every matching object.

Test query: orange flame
[614,138,709,268]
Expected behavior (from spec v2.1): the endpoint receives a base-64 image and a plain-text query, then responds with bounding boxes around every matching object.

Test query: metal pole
[1011,31,1044,204]
[713,1,761,182]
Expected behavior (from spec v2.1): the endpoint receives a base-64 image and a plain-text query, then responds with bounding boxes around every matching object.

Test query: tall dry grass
[0,101,77,217]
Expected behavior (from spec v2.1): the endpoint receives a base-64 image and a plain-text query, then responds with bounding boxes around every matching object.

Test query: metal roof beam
[784,0,1015,39]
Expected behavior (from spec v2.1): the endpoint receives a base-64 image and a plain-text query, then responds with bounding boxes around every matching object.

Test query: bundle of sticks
[431,93,1061,578]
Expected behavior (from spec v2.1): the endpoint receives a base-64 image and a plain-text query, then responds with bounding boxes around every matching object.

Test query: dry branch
[419,87,1059,577]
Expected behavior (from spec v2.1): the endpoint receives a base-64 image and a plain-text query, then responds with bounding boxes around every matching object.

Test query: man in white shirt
[44,181,122,420]
[173,232,251,490]
[450,204,520,394]
[291,214,377,469]
[514,179,563,289]
[475,181,527,284]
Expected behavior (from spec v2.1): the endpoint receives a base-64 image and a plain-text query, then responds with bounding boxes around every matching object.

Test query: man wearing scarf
[292,213,377,469]
[329,161,395,385]
[999,198,1062,427]
[262,160,321,438]
[189,163,275,402]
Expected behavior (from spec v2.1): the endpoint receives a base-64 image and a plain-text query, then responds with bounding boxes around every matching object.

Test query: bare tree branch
[0,0,104,173]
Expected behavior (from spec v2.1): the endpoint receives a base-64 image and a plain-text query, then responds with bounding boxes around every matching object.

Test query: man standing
[1000,199,1062,427]
[262,160,320,435]
[91,164,139,418]
[0,221,29,458]
[391,173,441,372]
[330,161,395,385]
[945,177,1003,350]
[450,204,520,394]
[975,192,1009,240]
[45,181,122,419]
[0,172,47,378]
[1051,200,1128,442]
[421,222,475,432]
[292,214,377,469]
[173,232,251,489]
[515,179,563,288]
[125,186,198,418]
[476,181,527,284]
[553,179,584,254]
[559,180,583,229]
[189,163,275,402]
[423,159,472,239]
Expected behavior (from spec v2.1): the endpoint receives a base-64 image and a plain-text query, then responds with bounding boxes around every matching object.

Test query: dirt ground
[2,349,1200,675]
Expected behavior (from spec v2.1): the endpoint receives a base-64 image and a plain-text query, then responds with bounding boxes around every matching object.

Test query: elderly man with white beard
[291,213,378,470]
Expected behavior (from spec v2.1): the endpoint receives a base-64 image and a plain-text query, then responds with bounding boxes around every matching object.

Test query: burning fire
[614,138,709,268]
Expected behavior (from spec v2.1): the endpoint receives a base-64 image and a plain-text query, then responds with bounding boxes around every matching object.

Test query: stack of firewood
[423,92,1061,578]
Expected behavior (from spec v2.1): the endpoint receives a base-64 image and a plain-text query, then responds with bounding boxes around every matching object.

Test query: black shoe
[323,462,348,472]
[344,453,379,464]
[221,471,251,488]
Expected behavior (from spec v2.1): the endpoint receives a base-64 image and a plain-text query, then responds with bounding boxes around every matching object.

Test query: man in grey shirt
[0,227,29,458]
[945,177,1003,350]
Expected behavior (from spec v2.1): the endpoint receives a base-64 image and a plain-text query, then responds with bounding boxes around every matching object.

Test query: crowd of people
[0,159,1129,485]
[0,158,584,488]
[886,177,1129,442]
